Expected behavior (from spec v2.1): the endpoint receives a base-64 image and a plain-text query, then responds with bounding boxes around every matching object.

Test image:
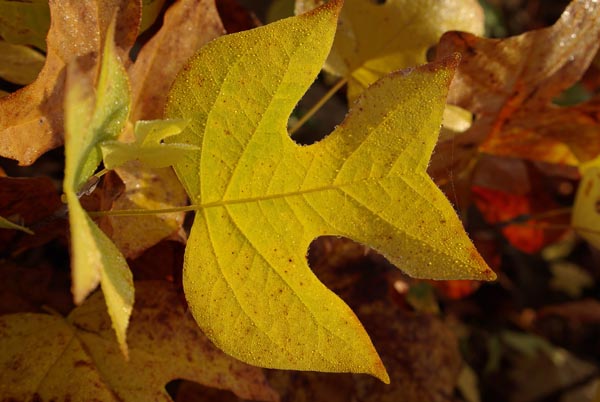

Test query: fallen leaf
[166,1,492,380]
[216,0,260,33]
[572,163,600,248]
[0,0,141,165]
[295,0,484,100]
[268,304,462,402]
[63,20,133,356]
[0,261,73,316]
[0,40,45,85]
[433,0,600,173]
[471,156,570,253]
[0,281,279,402]
[0,0,50,50]
[0,176,63,254]
[105,163,188,259]
[128,0,223,122]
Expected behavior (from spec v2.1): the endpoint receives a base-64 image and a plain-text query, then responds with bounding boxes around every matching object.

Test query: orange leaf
[432,0,600,176]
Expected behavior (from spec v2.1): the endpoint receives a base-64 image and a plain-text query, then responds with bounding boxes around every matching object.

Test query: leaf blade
[167,0,492,381]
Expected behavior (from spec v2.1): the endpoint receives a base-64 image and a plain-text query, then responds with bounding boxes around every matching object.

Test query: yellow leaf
[166,0,493,382]
[0,40,44,85]
[295,0,483,100]
[63,20,133,356]
[572,163,600,249]
[0,281,278,402]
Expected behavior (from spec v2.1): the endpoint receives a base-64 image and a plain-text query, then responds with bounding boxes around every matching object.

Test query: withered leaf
[0,0,141,165]
[432,0,600,180]
[0,281,279,401]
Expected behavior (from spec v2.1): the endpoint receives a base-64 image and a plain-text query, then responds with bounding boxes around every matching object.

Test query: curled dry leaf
[129,0,224,122]
[295,0,484,100]
[0,0,141,166]
[432,0,600,180]
[0,281,279,402]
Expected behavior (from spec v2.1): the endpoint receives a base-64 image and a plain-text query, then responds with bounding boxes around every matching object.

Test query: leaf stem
[497,207,573,227]
[289,77,347,137]
[88,205,201,217]
[94,168,110,179]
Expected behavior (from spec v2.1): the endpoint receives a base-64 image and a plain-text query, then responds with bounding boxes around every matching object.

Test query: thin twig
[289,77,347,137]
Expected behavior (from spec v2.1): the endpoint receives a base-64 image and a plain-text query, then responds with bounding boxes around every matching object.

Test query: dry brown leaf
[107,162,188,259]
[216,0,261,34]
[129,0,224,122]
[431,0,600,179]
[0,261,73,316]
[0,0,141,166]
[0,281,280,401]
[0,176,63,255]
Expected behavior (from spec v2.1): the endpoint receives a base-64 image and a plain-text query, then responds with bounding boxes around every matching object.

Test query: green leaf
[0,281,278,401]
[166,0,493,381]
[0,0,50,50]
[101,119,198,169]
[63,20,133,356]
[295,0,484,100]
[0,215,33,234]
[0,40,44,85]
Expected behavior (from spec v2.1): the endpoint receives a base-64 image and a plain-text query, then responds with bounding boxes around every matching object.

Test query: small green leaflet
[63,20,133,357]
[101,118,198,169]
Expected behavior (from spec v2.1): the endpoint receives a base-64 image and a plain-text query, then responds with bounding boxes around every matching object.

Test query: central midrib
[198,173,417,209]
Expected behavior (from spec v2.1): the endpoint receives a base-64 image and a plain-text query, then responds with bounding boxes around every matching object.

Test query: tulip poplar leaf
[166,0,493,382]
[63,21,133,357]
